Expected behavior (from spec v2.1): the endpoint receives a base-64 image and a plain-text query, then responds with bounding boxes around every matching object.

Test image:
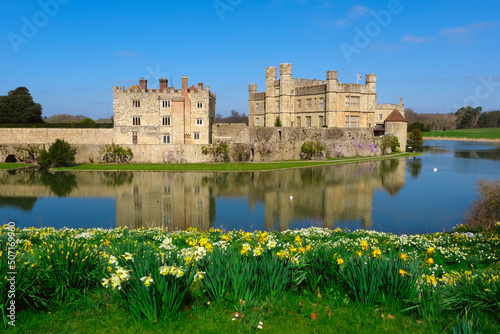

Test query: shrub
[274,117,282,127]
[463,179,500,230]
[407,129,424,152]
[202,142,230,162]
[101,144,133,163]
[300,141,325,160]
[38,139,76,169]
[230,143,250,162]
[380,135,400,153]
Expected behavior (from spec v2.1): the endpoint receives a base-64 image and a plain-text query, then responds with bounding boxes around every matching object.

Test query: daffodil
[372,248,381,258]
[241,243,251,256]
[122,252,134,262]
[194,270,205,282]
[400,253,407,261]
[399,269,408,277]
[140,274,154,287]
[337,258,344,265]
[360,240,369,251]
[427,246,434,255]
[426,257,434,265]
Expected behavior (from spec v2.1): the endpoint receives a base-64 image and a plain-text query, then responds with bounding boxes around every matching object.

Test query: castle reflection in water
[0,158,406,231]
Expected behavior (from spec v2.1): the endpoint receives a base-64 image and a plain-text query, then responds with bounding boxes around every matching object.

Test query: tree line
[215,110,248,125]
[405,106,500,132]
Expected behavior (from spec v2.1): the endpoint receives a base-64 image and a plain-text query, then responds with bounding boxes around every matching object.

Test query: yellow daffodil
[294,235,302,246]
[427,247,434,255]
[337,258,344,265]
[372,248,381,258]
[426,257,434,265]
[399,269,408,277]
[400,253,407,261]
[360,240,369,251]
[199,238,208,247]
[140,274,154,287]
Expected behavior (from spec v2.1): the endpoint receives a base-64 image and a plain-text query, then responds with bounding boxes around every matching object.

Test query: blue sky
[1,0,499,119]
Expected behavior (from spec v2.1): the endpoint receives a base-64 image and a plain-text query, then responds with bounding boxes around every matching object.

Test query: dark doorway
[5,155,17,163]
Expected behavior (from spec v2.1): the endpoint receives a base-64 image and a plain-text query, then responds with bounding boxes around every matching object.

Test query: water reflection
[0,159,406,231]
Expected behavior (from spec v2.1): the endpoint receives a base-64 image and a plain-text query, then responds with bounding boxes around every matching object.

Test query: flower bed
[1,224,499,330]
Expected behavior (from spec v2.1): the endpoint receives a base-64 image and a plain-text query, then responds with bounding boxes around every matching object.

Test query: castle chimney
[182,75,188,95]
[139,78,147,91]
[159,78,168,92]
[198,82,203,90]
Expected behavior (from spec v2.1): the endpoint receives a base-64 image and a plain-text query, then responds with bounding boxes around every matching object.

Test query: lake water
[1,140,499,234]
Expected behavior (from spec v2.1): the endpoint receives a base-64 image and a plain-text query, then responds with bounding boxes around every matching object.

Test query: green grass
[0,163,32,170]
[422,128,500,140]
[55,153,421,172]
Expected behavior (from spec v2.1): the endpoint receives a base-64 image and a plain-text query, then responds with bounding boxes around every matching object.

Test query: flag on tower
[356,74,361,84]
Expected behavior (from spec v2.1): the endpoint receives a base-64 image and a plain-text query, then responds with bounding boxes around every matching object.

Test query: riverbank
[423,136,500,143]
[3,225,499,333]
[50,152,421,172]
[421,128,500,142]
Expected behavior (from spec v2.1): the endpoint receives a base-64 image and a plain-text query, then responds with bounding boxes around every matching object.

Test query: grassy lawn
[55,153,421,172]
[422,128,500,140]
[0,163,32,170]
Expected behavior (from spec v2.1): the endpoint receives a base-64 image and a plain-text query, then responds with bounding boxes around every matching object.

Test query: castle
[249,63,404,129]
[112,76,216,146]
[0,64,407,163]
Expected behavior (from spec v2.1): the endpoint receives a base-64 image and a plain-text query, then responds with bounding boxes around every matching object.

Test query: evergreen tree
[0,87,43,123]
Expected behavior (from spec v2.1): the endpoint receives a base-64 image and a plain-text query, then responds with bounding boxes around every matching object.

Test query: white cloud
[348,4,369,19]
[440,21,498,43]
[401,35,433,43]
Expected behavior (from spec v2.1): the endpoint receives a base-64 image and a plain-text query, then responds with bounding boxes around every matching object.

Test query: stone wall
[0,128,113,163]
[212,123,249,143]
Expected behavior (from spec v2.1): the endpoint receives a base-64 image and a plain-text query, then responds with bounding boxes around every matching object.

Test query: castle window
[256,103,260,112]
[319,116,324,127]
[345,96,360,108]
[196,102,203,109]
[275,100,280,112]
[378,114,383,120]
[255,117,260,126]
[162,100,171,108]
[345,116,359,128]
[163,135,171,144]
[306,116,311,127]
[132,100,140,107]
[314,98,317,108]
[196,118,203,126]
[297,99,301,109]
[133,117,141,126]
[297,116,301,127]
[194,132,200,140]
[162,116,171,126]
[306,99,312,109]
[132,132,138,144]
[319,98,324,109]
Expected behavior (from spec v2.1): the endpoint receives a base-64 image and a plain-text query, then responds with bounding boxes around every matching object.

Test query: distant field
[422,128,500,140]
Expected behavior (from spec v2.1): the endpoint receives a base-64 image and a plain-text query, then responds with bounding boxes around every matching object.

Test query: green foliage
[38,139,77,169]
[79,117,96,126]
[0,87,43,123]
[230,143,250,162]
[463,179,500,230]
[103,245,196,322]
[407,128,424,152]
[101,144,133,163]
[274,117,282,127]
[456,106,482,129]
[380,135,400,153]
[300,141,325,160]
[201,142,229,162]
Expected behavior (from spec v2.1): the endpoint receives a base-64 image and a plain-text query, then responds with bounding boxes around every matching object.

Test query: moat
[1,140,499,234]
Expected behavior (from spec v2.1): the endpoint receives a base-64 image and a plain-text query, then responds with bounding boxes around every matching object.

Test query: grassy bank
[0,163,30,170]
[422,128,500,141]
[54,153,420,172]
[2,225,499,333]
